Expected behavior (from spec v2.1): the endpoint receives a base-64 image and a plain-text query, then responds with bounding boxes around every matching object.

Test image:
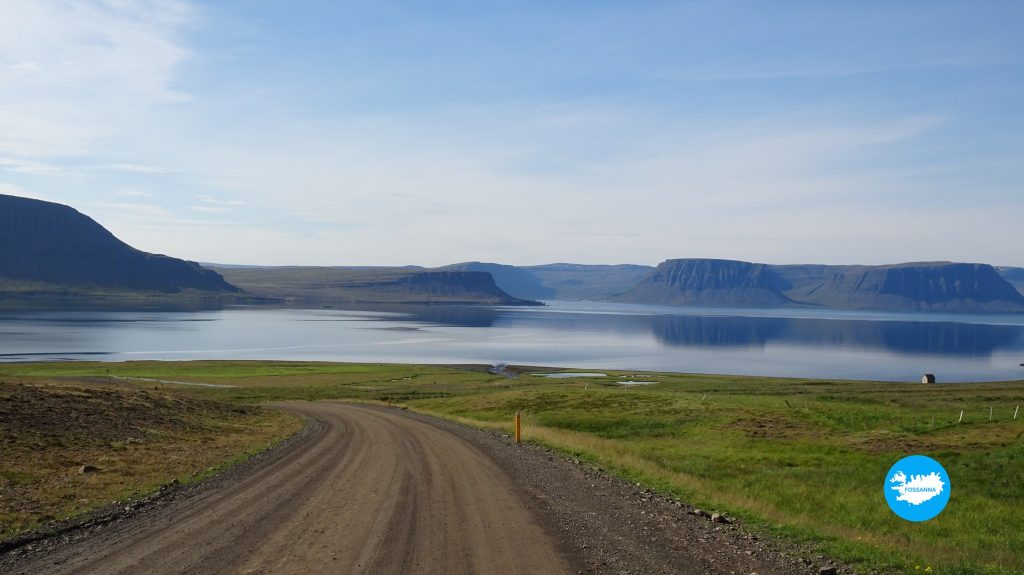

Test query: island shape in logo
[884,455,951,521]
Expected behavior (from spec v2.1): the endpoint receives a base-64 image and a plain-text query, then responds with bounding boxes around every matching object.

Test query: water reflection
[648,315,1024,357]
[329,304,499,328]
[1,302,1023,381]
[650,315,786,348]
[482,307,1024,357]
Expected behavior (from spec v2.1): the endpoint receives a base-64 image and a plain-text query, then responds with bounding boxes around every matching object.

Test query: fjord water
[2,301,1023,382]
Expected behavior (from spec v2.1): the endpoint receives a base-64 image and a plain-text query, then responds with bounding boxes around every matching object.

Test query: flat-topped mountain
[779,262,1024,313]
[616,258,1024,312]
[439,262,556,300]
[0,194,236,294]
[616,259,794,307]
[212,266,540,306]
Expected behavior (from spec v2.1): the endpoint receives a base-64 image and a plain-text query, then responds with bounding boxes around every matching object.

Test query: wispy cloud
[197,195,244,206]
[0,156,63,175]
[2,1,1021,267]
[189,205,231,214]
[0,182,27,196]
[92,202,177,220]
[0,0,195,159]
[101,163,171,174]
[8,61,41,73]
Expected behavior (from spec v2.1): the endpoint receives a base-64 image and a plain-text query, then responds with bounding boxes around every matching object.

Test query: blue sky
[1,1,1022,266]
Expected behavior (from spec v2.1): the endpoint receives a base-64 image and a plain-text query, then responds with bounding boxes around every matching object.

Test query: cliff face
[0,194,237,293]
[616,259,794,307]
[617,258,1024,312]
[391,271,536,303]
[998,266,1024,295]
[782,262,1024,312]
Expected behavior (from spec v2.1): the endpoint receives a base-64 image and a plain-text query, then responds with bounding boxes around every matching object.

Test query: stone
[78,465,99,474]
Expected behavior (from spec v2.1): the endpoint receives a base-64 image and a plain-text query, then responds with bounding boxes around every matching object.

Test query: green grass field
[1,360,1021,574]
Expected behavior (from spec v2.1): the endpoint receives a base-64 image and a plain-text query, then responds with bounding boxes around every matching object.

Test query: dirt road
[4,402,831,575]
[11,403,574,575]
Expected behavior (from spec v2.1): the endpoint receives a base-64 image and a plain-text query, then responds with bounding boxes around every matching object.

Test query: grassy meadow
[1,360,1021,574]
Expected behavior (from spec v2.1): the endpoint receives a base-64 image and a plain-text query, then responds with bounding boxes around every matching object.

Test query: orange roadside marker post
[515,410,522,444]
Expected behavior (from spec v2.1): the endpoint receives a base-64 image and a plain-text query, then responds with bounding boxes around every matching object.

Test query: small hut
[922,373,936,384]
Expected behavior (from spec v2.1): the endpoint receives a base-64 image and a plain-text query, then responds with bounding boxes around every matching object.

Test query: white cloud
[101,163,170,174]
[113,190,152,197]
[198,195,244,206]
[9,61,41,73]
[0,2,1018,269]
[91,201,177,220]
[0,156,64,175]
[189,205,231,214]
[0,182,27,196]
[0,0,195,159]
[0,182,64,204]
[162,98,952,265]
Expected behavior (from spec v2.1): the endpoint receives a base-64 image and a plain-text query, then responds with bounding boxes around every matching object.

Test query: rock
[690,508,710,518]
[711,513,729,524]
[79,465,99,474]
[819,567,838,575]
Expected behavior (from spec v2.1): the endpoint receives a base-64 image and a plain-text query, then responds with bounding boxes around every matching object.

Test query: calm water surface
[2,301,1024,382]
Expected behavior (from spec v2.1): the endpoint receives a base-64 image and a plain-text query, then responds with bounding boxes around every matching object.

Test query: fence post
[515,410,522,444]
[958,410,964,424]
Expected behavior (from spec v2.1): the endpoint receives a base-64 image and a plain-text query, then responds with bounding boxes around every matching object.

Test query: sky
[1,1,1022,267]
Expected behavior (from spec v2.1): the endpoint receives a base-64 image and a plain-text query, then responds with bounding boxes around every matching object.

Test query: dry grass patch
[0,379,301,541]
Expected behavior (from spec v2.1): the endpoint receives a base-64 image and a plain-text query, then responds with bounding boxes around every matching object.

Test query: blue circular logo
[884,455,950,521]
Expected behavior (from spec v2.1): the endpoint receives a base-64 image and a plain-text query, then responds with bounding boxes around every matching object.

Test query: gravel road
[2,402,834,574]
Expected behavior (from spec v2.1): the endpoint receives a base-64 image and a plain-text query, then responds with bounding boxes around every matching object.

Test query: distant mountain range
[211,266,538,306]
[2,194,1022,312]
[614,259,1024,313]
[438,262,652,301]
[425,259,1024,313]
[0,194,534,307]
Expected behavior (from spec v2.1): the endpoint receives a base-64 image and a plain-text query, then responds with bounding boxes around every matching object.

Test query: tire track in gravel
[5,402,574,575]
